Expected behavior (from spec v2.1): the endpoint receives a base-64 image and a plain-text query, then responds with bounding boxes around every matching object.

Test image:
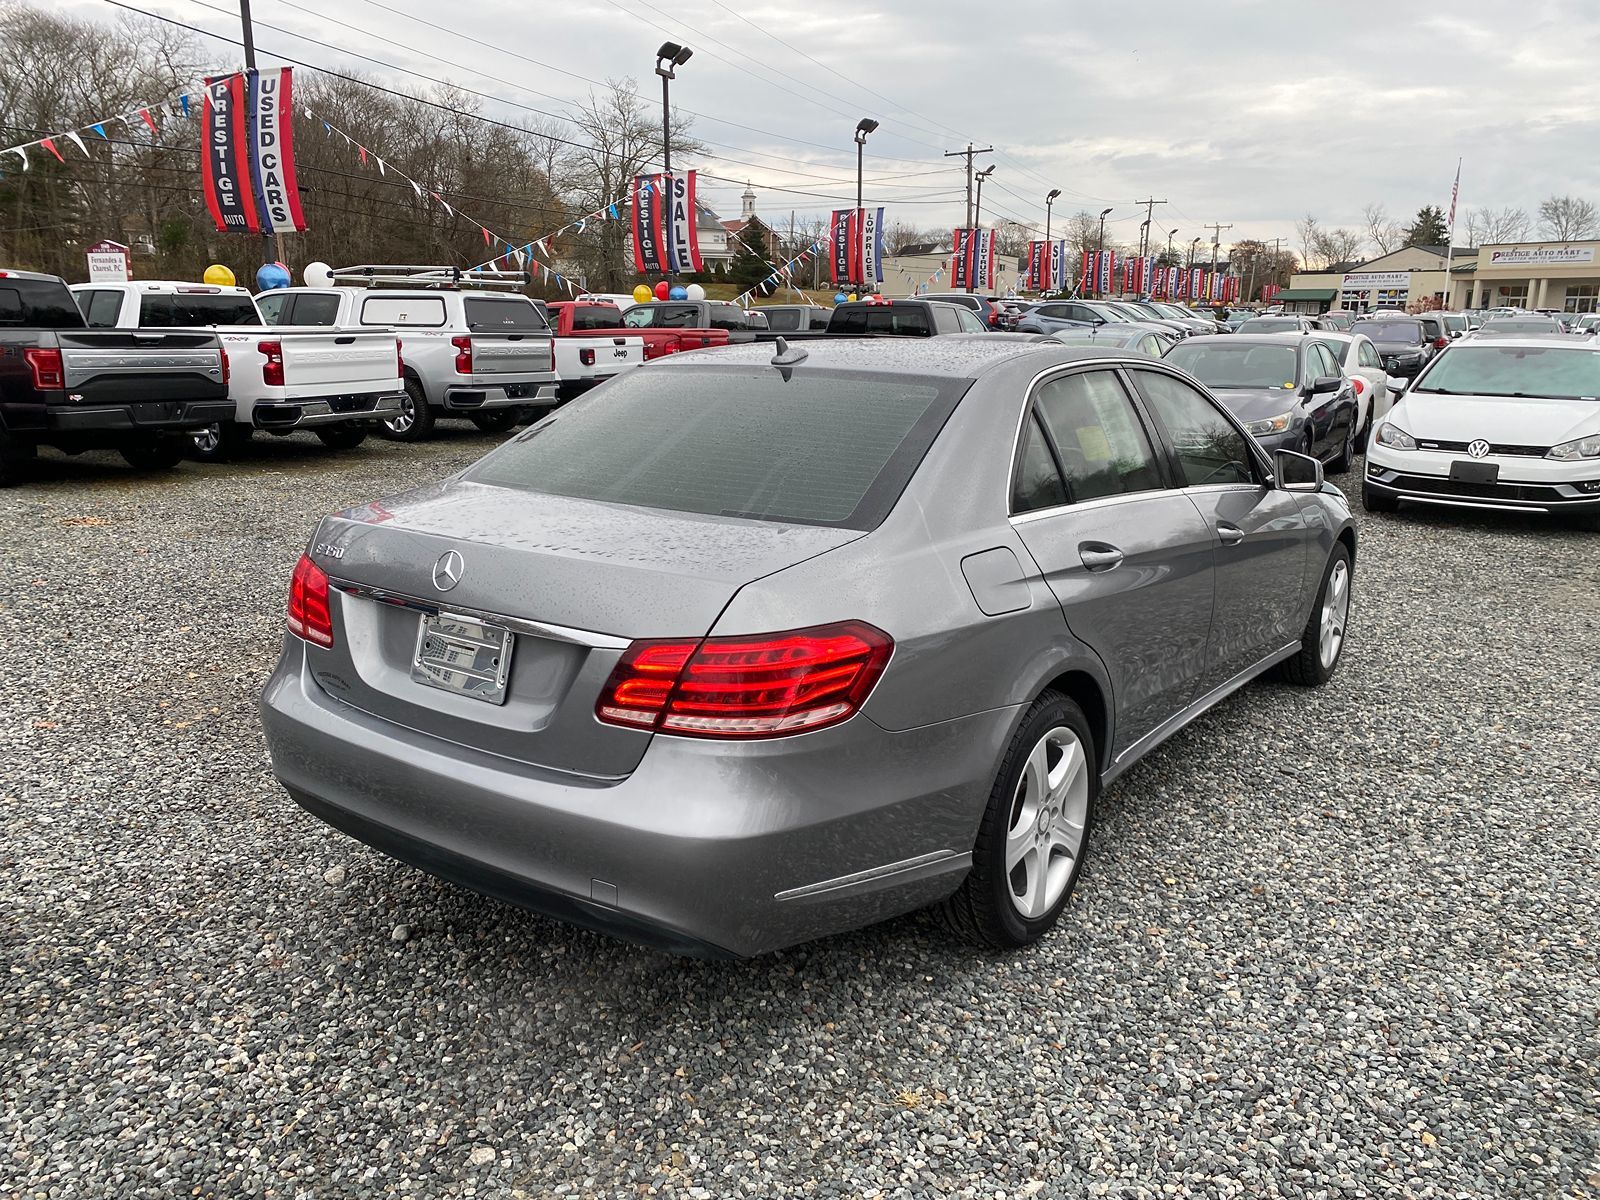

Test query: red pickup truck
[547,301,731,362]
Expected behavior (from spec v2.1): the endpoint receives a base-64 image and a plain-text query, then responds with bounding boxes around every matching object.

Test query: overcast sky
[112,0,1600,252]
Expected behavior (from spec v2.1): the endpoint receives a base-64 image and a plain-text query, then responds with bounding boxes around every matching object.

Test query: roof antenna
[770,336,808,369]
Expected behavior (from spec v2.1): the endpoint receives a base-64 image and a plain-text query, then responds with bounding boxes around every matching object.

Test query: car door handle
[1216,522,1246,546]
[1078,542,1124,571]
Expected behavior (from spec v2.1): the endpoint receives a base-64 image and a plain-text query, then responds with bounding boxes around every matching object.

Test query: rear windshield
[1480,318,1560,334]
[138,292,260,326]
[1350,319,1423,343]
[465,297,547,331]
[568,305,624,331]
[1238,318,1301,334]
[763,308,803,331]
[0,279,85,327]
[466,366,966,528]
[1165,342,1300,388]
[1413,344,1600,400]
[830,306,932,336]
[623,304,701,329]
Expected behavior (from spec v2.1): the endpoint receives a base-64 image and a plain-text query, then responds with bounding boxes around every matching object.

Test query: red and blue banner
[245,68,307,233]
[953,228,995,290]
[665,172,705,274]
[200,74,257,233]
[631,174,668,273]
[632,172,704,274]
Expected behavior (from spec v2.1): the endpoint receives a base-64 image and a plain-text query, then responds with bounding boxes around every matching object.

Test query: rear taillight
[452,335,472,374]
[23,347,64,389]
[1433,336,1448,350]
[580,348,596,366]
[219,344,230,386]
[396,338,404,378]
[259,340,284,387]
[596,621,892,738]
[1350,376,1364,395]
[286,554,334,648]
[548,340,556,372]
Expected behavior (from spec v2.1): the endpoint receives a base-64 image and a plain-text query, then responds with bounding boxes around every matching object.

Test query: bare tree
[1462,205,1530,247]
[1295,214,1322,269]
[1315,227,1366,267]
[1537,195,1599,241]
[1362,203,1405,255]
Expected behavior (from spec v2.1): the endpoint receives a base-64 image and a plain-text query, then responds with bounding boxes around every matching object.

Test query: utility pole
[238,0,272,269]
[1206,221,1233,304]
[1134,197,1167,259]
[945,143,994,231]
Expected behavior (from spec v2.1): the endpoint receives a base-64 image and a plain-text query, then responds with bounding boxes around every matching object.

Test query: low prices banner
[201,74,257,233]
[632,172,704,274]
[860,207,884,285]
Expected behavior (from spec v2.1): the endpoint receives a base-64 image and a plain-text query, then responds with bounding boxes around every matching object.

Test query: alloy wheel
[1319,559,1350,669]
[384,393,416,435]
[1005,726,1090,919]
[191,424,221,455]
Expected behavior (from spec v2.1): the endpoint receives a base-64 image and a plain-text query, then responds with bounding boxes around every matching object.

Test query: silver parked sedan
[262,340,1357,958]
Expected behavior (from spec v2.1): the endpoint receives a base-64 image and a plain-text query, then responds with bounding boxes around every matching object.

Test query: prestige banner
[200,74,257,233]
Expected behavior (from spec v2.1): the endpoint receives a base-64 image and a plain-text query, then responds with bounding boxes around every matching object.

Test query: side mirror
[1275,448,1324,493]
[1307,375,1341,396]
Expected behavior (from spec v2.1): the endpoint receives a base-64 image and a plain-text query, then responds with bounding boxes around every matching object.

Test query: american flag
[1448,159,1461,228]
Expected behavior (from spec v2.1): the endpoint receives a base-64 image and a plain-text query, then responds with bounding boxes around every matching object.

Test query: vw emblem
[432,550,464,592]
[1467,439,1491,459]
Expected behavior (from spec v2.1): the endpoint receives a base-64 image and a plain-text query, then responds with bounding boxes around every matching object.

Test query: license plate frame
[1449,459,1499,484]
[411,612,515,704]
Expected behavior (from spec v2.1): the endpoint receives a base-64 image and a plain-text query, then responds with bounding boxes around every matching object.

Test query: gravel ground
[2,431,1597,1199]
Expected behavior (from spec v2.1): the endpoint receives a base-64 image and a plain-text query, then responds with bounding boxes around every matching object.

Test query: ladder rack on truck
[328,265,532,291]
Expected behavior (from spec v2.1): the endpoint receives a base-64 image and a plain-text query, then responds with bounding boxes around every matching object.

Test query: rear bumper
[260,640,1009,957]
[443,382,559,411]
[251,391,404,431]
[38,398,235,438]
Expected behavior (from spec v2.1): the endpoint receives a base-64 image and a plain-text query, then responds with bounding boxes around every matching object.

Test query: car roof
[657,337,1135,378]
[1459,335,1592,348]
[1177,334,1306,351]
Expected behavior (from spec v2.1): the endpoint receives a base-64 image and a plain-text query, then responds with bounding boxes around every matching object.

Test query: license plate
[504,383,531,399]
[411,612,514,704]
[1449,460,1499,484]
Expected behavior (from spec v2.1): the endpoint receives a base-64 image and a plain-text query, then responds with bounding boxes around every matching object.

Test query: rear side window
[956,308,985,333]
[707,304,749,331]
[465,298,546,331]
[569,305,624,331]
[256,292,289,324]
[77,290,122,328]
[139,292,260,326]
[289,293,340,325]
[932,305,960,334]
[361,295,446,327]
[1034,371,1164,503]
[0,279,86,327]
[1012,414,1068,514]
[467,367,966,529]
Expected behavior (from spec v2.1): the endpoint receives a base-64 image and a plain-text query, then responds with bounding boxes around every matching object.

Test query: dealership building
[1280,244,1473,314]
[1453,240,1600,312]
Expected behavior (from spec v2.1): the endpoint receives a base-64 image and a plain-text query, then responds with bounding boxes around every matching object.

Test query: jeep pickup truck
[539,301,645,398]
[1,269,229,484]
[73,280,403,460]
[259,282,558,440]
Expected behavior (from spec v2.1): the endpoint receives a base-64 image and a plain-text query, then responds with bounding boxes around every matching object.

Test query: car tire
[468,407,525,434]
[937,690,1098,950]
[1361,483,1399,513]
[381,377,435,442]
[1275,542,1352,687]
[189,421,252,463]
[315,425,368,451]
[1328,414,1357,475]
[120,436,187,472]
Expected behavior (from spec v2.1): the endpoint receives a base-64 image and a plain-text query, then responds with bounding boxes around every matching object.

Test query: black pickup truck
[0,269,230,484]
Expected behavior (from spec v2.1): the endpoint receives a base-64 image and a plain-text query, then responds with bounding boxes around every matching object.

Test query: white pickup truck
[258,283,559,440]
[71,280,403,460]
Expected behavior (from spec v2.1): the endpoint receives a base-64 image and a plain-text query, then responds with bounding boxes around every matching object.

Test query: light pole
[1096,207,1113,297]
[854,118,878,295]
[654,41,692,282]
[971,166,994,294]
[1044,189,1060,292]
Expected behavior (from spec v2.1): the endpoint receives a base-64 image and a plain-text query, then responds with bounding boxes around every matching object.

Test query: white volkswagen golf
[1364,336,1600,529]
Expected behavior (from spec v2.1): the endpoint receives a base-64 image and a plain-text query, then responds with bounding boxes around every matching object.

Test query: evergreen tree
[1404,205,1449,247]
[728,216,775,286]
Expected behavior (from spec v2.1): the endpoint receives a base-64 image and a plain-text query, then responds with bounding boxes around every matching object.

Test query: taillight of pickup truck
[259,341,285,387]
[452,335,472,374]
[23,347,64,389]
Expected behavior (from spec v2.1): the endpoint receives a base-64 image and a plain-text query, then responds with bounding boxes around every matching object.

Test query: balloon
[255,262,291,291]
[654,281,670,300]
[203,263,235,287]
[632,284,653,304]
[303,260,334,288]
[685,283,706,301]
[669,285,687,300]
[833,292,848,305]
[847,293,858,302]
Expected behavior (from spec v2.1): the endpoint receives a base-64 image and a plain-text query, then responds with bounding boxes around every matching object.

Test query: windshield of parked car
[1164,342,1300,388]
[1479,318,1561,334]
[1411,345,1600,399]
[138,292,261,326]
[466,367,967,528]
[1351,319,1423,345]
[1236,317,1301,334]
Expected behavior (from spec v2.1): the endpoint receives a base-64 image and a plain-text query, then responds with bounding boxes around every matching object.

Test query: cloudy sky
[102,0,1600,253]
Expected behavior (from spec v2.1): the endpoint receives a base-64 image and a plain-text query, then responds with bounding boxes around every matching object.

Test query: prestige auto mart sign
[1487,246,1597,266]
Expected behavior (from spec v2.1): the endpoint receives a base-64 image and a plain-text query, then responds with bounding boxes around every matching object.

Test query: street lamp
[854,118,878,294]
[1166,227,1178,260]
[1095,208,1113,297]
[1044,189,1061,294]
[1187,236,1201,269]
[971,166,994,294]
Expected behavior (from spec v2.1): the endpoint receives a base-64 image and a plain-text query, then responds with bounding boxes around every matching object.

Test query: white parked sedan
[1364,337,1600,528]
[1303,331,1391,433]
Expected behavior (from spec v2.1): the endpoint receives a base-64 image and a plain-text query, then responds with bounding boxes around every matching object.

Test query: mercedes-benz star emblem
[433,550,464,592]
[1467,439,1491,459]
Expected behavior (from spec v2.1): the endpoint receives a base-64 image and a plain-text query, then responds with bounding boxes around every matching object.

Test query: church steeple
[740,183,756,220]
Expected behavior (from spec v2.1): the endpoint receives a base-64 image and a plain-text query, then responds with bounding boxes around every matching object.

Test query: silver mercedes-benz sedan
[261,339,1356,958]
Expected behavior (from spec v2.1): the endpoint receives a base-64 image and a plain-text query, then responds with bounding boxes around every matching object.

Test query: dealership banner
[859,207,884,285]
[1026,241,1049,291]
[952,228,994,290]
[1051,241,1067,293]
[830,209,854,284]
[245,68,307,233]
[1098,250,1115,294]
[631,174,668,273]
[201,74,257,233]
[664,172,705,273]
[974,227,993,291]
